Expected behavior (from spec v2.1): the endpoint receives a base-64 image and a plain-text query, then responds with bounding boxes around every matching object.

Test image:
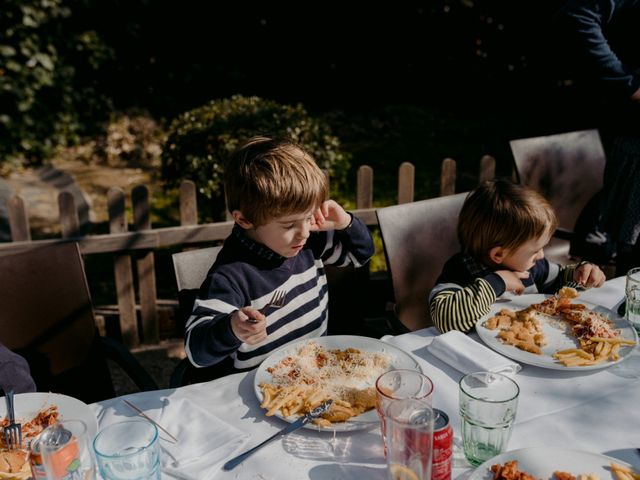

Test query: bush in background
[161,95,352,220]
[96,113,165,168]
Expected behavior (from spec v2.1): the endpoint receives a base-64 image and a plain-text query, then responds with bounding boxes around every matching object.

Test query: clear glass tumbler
[93,419,161,480]
[625,267,640,334]
[37,419,96,480]
[458,371,519,466]
[376,369,434,456]
[385,398,434,480]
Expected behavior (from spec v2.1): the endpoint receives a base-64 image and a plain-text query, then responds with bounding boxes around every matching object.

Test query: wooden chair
[510,129,606,265]
[376,193,467,331]
[170,246,226,387]
[0,242,158,403]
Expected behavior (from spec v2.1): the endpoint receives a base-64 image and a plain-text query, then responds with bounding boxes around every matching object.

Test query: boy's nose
[296,226,310,240]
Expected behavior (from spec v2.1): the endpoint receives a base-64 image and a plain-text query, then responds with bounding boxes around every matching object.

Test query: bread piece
[0,449,30,480]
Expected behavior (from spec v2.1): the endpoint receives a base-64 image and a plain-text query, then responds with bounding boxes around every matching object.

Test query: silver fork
[2,389,22,449]
[565,281,588,291]
[247,290,287,323]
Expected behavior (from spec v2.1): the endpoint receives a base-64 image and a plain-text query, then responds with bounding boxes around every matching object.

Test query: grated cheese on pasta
[266,341,392,397]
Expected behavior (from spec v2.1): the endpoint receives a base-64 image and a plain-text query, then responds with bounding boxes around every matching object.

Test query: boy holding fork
[429,179,606,334]
[184,136,375,377]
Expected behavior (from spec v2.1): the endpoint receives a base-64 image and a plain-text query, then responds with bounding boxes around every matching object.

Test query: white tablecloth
[92,276,640,479]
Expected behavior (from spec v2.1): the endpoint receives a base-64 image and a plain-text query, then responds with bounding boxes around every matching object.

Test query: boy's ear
[488,246,506,264]
[232,210,254,229]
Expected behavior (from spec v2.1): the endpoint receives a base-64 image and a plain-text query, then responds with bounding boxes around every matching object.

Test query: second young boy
[430,179,606,333]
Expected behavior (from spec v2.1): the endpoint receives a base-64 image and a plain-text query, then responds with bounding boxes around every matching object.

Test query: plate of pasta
[468,447,638,480]
[253,335,421,431]
[475,290,637,371]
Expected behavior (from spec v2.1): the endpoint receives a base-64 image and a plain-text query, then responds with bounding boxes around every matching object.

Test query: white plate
[468,446,636,480]
[0,392,98,441]
[254,335,421,432]
[475,294,638,370]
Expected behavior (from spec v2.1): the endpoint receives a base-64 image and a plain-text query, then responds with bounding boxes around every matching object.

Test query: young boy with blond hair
[184,136,375,373]
[429,179,606,333]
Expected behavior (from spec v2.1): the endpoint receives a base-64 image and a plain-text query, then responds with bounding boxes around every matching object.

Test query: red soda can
[431,408,453,480]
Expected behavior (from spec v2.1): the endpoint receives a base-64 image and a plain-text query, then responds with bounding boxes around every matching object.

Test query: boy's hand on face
[230,307,268,345]
[574,263,606,288]
[495,270,530,295]
[310,200,352,231]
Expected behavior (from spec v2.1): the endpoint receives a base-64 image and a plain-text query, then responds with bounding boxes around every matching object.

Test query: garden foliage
[161,95,352,219]
[0,0,112,167]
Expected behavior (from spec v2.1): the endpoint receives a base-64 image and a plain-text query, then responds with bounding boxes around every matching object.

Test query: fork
[247,290,287,323]
[565,281,588,291]
[2,389,22,449]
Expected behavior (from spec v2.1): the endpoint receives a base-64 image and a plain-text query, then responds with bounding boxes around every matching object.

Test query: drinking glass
[625,267,640,334]
[458,371,519,466]
[93,419,161,480]
[376,369,434,456]
[385,398,434,480]
[37,419,96,480]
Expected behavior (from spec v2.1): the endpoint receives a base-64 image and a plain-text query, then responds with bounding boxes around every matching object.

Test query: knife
[222,399,333,471]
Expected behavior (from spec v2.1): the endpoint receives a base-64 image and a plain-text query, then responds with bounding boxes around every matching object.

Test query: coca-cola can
[432,408,453,480]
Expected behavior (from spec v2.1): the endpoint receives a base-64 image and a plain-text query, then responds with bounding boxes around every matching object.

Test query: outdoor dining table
[91,275,639,479]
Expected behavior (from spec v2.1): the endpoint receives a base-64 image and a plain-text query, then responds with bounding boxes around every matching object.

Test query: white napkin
[158,397,250,480]
[427,330,521,376]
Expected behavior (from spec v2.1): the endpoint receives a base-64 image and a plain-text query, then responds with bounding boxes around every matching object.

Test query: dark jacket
[0,342,36,393]
[554,0,640,135]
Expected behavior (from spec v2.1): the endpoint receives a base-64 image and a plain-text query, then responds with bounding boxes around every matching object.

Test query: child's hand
[496,270,530,295]
[310,200,352,231]
[230,307,267,345]
[573,262,606,288]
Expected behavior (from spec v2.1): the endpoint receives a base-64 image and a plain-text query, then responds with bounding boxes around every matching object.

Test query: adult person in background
[0,342,36,393]
[554,0,640,276]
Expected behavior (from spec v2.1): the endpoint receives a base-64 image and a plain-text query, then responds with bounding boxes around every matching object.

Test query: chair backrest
[171,246,222,337]
[1,243,96,373]
[170,246,224,387]
[0,242,113,401]
[510,129,606,233]
[172,246,223,291]
[376,193,467,331]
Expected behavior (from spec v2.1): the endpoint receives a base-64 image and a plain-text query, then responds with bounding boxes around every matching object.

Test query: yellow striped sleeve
[430,279,496,333]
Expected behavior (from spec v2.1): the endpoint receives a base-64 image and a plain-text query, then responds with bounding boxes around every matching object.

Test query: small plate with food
[468,446,637,480]
[475,288,637,370]
[253,335,421,431]
[0,392,98,479]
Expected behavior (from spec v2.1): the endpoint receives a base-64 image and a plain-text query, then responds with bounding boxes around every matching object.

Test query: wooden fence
[0,157,496,348]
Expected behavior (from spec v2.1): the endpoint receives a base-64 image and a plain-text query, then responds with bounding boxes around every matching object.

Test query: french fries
[611,463,640,480]
[578,474,600,480]
[553,337,636,367]
[259,382,367,426]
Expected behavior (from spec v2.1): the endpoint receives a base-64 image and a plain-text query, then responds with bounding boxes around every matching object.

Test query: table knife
[222,399,333,471]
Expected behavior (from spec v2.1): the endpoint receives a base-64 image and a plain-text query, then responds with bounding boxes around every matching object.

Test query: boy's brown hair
[458,179,558,263]
[224,136,329,226]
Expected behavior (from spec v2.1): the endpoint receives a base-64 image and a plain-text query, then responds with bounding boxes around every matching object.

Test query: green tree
[0,0,113,168]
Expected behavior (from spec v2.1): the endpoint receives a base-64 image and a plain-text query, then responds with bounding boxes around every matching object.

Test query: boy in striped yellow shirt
[429,179,605,333]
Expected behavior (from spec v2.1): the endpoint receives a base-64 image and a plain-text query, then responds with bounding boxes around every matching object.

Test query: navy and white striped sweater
[184,216,374,370]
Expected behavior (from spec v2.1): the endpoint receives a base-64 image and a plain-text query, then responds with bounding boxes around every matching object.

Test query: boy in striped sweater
[429,179,606,333]
[185,136,375,373]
